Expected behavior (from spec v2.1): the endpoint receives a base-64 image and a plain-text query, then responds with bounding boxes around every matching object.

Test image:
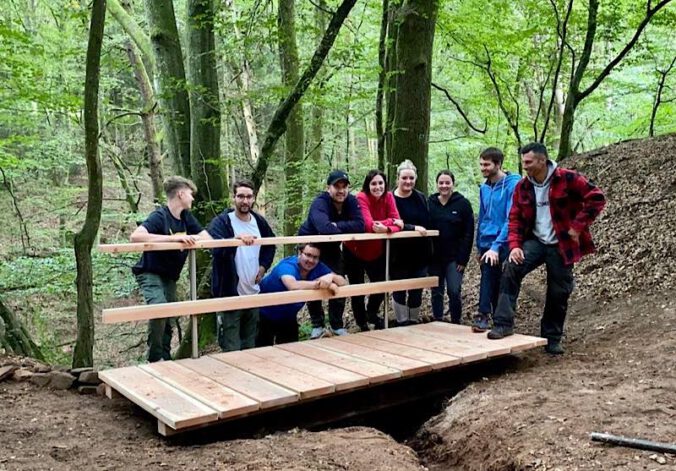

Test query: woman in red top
[344,170,403,331]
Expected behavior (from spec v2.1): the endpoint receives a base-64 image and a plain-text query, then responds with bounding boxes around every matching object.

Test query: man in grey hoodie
[474,148,520,332]
[487,142,606,354]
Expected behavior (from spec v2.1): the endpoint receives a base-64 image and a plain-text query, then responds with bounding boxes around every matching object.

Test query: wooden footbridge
[98,232,546,436]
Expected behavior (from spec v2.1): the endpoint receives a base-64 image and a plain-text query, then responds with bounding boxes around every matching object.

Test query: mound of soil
[412,135,676,469]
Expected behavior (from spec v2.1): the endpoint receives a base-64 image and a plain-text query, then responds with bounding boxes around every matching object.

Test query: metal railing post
[189,250,198,359]
[384,238,390,329]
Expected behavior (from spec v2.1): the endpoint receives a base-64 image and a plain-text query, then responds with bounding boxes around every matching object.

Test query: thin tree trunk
[73,0,105,369]
[125,39,164,204]
[186,0,225,221]
[144,0,191,176]
[310,0,328,198]
[649,56,675,137]
[226,0,260,165]
[375,0,389,171]
[279,0,305,250]
[383,0,398,183]
[390,0,439,194]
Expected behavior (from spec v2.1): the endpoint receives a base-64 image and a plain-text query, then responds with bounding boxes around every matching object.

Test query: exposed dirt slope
[413,134,676,470]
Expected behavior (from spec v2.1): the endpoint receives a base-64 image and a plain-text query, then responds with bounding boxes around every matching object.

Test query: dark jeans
[218,308,259,352]
[493,239,575,342]
[344,248,385,327]
[429,261,464,321]
[392,265,428,308]
[478,247,507,315]
[136,273,177,362]
[257,316,299,346]
[307,245,346,330]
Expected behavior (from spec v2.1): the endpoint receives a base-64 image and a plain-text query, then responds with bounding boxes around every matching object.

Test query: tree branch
[431,82,487,133]
[578,0,673,102]
[251,0,357,191]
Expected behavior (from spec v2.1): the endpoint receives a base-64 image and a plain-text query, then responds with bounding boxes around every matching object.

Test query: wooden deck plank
[178,356,298,408]
[213,351,336,399]
[246,347,370,391]
[140,362,259,419]
[311,337,431,376]
[362,328,491,362]
[276,342,402,383]
[335,333,462,369]
[412,322,547,352]
[99,367,219,430]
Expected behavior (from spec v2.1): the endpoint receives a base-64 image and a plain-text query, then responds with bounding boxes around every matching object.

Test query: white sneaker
[310,327,326,339]
[331,328,348,336]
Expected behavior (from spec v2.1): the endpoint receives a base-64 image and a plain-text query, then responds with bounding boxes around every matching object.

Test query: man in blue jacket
[208,180,276,351]
[298,170,365,339]
[474,148,520,332]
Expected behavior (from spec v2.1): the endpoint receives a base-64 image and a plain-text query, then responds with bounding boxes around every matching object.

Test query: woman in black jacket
[428,170,474,323]
[391,159,430,326]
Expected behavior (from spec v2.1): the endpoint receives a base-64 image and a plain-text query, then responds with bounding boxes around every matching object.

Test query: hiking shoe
[545,341,565,355]
[472,314,490,333]
[487,326,514,339]
[331,327,348,336]
[358,324,370,332]
[310,327,326,339]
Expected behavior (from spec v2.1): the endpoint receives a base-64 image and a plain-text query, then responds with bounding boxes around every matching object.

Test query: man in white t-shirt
[208,180,276,351]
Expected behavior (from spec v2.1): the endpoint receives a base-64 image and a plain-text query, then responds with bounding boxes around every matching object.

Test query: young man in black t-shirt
[131,176,211,362]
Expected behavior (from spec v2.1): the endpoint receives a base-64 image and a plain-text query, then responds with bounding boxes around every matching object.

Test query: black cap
[326,169,350,186]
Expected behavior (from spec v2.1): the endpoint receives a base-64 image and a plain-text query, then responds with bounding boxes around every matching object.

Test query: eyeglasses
[300,251,320,260]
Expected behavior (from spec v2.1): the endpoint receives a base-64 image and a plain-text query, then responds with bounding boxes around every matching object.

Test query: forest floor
[1,135,675,470]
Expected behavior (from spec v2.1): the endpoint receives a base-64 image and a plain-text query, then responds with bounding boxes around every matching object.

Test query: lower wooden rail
[103,276,439,324]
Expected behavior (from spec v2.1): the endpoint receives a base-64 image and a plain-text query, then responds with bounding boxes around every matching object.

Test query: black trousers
[344,248,385,327]
[307,244,346,330]
[257,316,299,346]
[493,239,575,342]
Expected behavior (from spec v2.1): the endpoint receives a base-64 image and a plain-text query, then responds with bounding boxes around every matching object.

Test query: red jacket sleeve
[568,172,606,233]
[357,192,375,233]
[382,192,402,233]
[508,181,528,251]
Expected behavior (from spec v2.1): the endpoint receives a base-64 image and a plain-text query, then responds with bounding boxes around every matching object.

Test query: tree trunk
[390,0,438,194]
[375,0,389,171]
[125,39,164,204]
[72,0,105,369]
[310,1,328,198]
[383,0,399,183]
[0,297,43,360]
[144,0,191,176]
[279,0,305,250]
[186,0,225,221]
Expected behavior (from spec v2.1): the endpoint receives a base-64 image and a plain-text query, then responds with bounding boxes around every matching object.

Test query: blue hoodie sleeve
[490,176,519,253]
[255,214,276,270]
[476,185,485,251]
[207,214,234,260]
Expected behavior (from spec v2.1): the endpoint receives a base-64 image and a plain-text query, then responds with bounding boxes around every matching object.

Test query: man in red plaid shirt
[487,142,606,354]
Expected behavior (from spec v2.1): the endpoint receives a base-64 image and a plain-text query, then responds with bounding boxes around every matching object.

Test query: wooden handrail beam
[102,276,439,324]
[98,230,439,254]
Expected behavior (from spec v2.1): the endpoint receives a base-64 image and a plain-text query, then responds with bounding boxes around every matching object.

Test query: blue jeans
[478,247,507,315]
[392,265,428,308]
[218,308,259,352]
[493,239,574,342]
[430,261,464,321]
